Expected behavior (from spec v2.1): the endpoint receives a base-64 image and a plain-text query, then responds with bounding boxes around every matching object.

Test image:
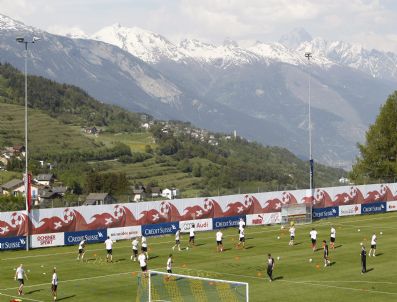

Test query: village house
[35,174,55,186]
[161,188,180,200]
[0,178,39,200]
[84,193,115,206]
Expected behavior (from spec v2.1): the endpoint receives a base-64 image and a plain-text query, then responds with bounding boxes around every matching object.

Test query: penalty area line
[177,268,397,296]
[0,292,44,302]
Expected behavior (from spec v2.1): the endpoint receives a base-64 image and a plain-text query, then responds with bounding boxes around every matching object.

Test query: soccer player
[267,254,275,282]
[309,228,318,251]
[323,240,330,267]
[216,229,224,252]
[104,236,114,263]
[189,224,195,247]
[330,226,336,249]
[131,237,139,261]
[141,236,149,259]
[237,226,245,249]
[138,251,148,277]
[14,264,28,296]
[51,267,58,301]
[172,228,181,251]
[289,225,296,246]
[166,254,173,280]
[361,245,367,274]
[77,239,86,261]
[369,233,377,256]
[238,218,245,233]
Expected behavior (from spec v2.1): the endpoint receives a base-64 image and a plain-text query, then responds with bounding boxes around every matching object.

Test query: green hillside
[0,63,346,205]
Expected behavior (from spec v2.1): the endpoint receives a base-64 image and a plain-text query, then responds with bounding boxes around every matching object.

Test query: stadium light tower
[16,36,40,251]
[305,52,314,192]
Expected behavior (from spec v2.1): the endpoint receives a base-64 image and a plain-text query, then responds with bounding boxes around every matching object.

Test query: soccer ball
[309,258,313,263]
[360,242,363,246]
[357,229,360,232]
[277,236,280,240]
[380,231,383,235]
[10,212,24,227]
[277,256,280,260]
[186,247,189,251]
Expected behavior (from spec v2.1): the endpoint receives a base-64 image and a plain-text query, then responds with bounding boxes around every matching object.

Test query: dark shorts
[51,284,57,291]
[79,248,84,254]
[142,246,147,252]
[175,240,180,244]
[167,269,172,274]
[217,240,223,245]
[311,239,316,244]
[133,249,138,256]
[107,249,112,255]
[330,237,335,243]
[18,279,24,285]
[141,265,147,272]
[189,236,195,242]
[239,237,245,242]
[290,236,295,240]
[371,244,376,249]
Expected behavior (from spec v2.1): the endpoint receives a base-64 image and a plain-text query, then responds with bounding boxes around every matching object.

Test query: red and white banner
[180,219,213,233]
[339,204,361,216]
[108,226,141,241]
[1,182,397,238]
[246,213,282,226]
[30,232,64,248]
[387,201,397,212]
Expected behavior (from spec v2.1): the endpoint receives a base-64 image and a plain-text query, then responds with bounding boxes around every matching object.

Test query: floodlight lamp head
[16,37,25,43]
[32,37,41,43]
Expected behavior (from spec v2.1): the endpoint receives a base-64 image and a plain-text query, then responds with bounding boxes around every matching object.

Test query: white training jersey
[105,239,113,250]
[167,257,172,270]
[79,240,85,250]
[310,230,318,240]
[289,227,295,237]
[138,254,146,267]
[239,219,245,230]
[189,227,195,237]
[239,229,245,238]
[216,231,223,241]
[330,228,336,238]
[52,273,58,285]
[16,267,24,279]
[371,234,377,245]
[132,239,139,250]
[175,230,180,240]
[142,236,148,248]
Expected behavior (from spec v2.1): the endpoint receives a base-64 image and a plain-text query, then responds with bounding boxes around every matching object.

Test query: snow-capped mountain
[1,13,396,169]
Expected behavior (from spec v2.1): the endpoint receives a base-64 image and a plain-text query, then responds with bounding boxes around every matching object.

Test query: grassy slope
[0,213,396,302]
[0,103,100,156]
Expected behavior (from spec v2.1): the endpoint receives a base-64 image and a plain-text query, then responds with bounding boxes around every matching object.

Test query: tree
[350,91,397,182]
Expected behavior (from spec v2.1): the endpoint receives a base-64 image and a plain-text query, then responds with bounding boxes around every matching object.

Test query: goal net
[136,270,249,302]
[281,203,312,225]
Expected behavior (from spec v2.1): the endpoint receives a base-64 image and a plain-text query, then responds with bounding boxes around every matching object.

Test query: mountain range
[1,14,396,169]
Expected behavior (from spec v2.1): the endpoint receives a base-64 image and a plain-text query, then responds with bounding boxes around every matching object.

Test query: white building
[161,188,180,200]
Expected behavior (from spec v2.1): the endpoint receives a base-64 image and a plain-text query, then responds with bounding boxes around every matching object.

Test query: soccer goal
[281,203,312,226]
[136,270,249,302]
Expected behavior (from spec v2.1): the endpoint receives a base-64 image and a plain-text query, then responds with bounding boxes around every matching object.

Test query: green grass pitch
[0,212,396,302]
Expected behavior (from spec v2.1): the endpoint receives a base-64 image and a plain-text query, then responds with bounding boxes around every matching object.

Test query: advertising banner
[64,229,107,245]
[339,204,361,217]
[31,233,64,248]
[141,222,179,237]
[213,216,245,229]
[108,226,141,241]
[246,213,281,226]
[0,236,26,250]
[179,219,213,233]
[386,201,397,212]
[312,207,339,219]
[361,202,386,215]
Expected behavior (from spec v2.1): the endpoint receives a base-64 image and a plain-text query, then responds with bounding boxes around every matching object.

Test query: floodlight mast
[16,37,40,251]
[305,52,314,192]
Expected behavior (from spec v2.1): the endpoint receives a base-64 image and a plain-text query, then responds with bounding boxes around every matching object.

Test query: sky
[1,0,397,52]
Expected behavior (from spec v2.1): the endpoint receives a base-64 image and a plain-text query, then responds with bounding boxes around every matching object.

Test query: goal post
[137,270,249,302]
[281,203,312,226]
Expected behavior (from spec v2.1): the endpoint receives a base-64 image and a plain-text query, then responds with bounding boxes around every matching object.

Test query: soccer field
[0,212,396,302]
